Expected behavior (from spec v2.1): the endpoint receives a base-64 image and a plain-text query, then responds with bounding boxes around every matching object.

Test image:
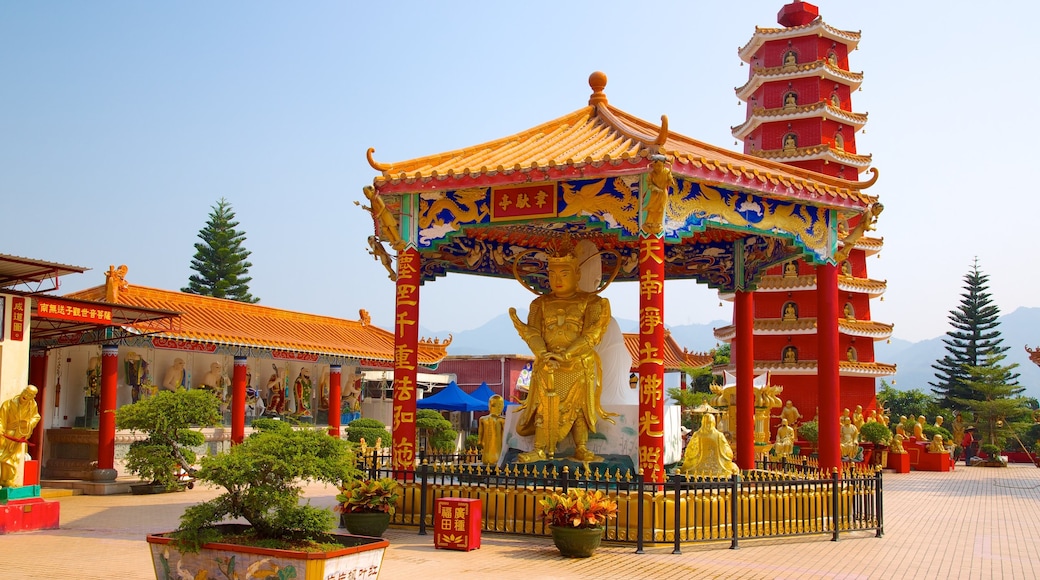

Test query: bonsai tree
[345,417,389,446]
[417,408,458,454]
[922,424,953,443]
[798,419,819,450]
[858,421,893,447]
[174,418,360,551]
[115,389,222,490]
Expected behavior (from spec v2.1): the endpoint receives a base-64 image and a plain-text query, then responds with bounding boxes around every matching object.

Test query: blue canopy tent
[470,382,517,408]
[416,381,486,412]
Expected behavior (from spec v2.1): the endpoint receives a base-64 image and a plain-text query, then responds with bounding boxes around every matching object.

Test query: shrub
[922,425,953,443]
[540,488,618,529]
[798,419,819,446]
[335,478,401,515]
[858,421,892,446]
[980,443,1001,458]
[417,409,458,454]
[345,417,389,446]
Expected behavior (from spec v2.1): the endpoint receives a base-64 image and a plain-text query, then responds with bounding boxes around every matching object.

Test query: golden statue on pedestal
[678,413,740,477]
[509,238,615,463]
[773,418,796,459]
[1,385,41,488]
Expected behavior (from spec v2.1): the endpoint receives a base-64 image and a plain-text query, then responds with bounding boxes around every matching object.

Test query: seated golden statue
[782,347,797,364]
[679,413,739,477]
[852,405,864,429]
[774,418,795,458]
[933,415,944,429]
[782,302,797,321]
[891,433,907,454]
[1,385,42,487]
[509,241,613,462]
[927,434,947,454]
[839,416,860,459]
[779,400,801,427]
[913,416,925,440]
[478,395,506,465]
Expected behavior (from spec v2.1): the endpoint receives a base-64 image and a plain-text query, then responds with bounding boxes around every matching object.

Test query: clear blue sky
[3,1,1037,344]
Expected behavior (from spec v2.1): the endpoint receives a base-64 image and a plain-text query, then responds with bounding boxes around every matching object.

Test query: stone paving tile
[2,463,1038,579]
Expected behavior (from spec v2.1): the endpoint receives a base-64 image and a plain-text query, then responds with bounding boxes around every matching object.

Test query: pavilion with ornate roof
[362,4,883,478]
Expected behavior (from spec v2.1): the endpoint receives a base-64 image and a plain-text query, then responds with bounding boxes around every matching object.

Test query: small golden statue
[840,416,860,459]
[914,415,926,440]
[0,385,42,487]
[779,400,802,427]
[509,238,614,462]
[678,413,740,477]
[927,434,947,454]
[478,395,506,465]
[891,433,907,454]
[773,418,796,459]
[360,185,405,251]
[852,404,864,429]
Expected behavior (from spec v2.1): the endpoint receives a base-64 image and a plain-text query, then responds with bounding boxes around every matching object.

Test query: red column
[97,344,119,474]
[231,356,247,444]
[637,236,667,483]
[735,290,755,470]
[816,263,841,472]
[329,365,342,438]
[28,349,48,459]
[392,248,420,474]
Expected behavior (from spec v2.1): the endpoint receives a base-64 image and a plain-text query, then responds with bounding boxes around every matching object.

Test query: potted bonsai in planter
[798,419,819,455]
[146,418,389,580]
[115,389,222,494]
[539,488,618,558]
[858,421,893,467]
[978,443,1007,467]
[335,477,401,536]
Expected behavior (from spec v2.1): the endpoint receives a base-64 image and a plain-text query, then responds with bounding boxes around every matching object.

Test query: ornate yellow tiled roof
[735,61,864,101]
[751,361,896,377]
[65,283,450,365]
[732,102,868,140]
[623,332,713,372]
[753,144,872,168]
[714,318,893,342]
[738,20,861,61]
[747,274,887,297]
[369,72,876,209]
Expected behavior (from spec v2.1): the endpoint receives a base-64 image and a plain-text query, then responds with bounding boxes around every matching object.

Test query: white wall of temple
[0,293,31,402]
[36,342,365,429]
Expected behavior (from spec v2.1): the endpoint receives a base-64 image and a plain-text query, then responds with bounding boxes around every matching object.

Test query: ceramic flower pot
[549,525,604,558]
[340,511,391,537]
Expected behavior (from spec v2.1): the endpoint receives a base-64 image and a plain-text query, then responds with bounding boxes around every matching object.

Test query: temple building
[716,1,895,436]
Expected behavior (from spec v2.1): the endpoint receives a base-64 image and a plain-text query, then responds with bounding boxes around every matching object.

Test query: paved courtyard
[4,462,1039,579]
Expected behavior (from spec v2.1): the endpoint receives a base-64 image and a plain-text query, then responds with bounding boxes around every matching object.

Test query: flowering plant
[335,478,400,515]
[539,488,617,529]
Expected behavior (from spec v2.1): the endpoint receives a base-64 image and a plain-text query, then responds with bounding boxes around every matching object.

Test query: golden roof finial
[366,147,391,171]
[588,71,608,106]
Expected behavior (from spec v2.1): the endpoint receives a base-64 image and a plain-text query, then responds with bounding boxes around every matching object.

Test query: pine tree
[182,198,259,303]
[930,258,1017,409]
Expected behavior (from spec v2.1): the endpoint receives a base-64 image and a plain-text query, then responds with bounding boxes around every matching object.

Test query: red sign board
[35,297,111,325]
[433,497,482,551]
[490,183,556,221]
[10,297,25,341]
[151,337,217,353]
[272,350,319,362]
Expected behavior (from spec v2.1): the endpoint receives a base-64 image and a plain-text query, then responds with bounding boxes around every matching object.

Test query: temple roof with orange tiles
[64,270,450,366]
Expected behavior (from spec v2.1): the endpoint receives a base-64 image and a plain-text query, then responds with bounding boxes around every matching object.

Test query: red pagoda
[717,1,895,435]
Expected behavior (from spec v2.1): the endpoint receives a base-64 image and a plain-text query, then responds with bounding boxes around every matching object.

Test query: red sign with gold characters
[490,183,556,221]
[10,297,26,341]
[36,297,112,325]
[433,497,482,551]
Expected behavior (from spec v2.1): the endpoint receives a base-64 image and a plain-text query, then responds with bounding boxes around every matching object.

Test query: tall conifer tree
[182,198,259,303]
[930,258,1017,409]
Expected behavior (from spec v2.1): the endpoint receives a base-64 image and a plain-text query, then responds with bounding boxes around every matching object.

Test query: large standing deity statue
[1,385,42,487]
[509,238,615,462]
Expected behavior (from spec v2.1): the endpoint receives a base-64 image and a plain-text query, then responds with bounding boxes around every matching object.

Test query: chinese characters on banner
[10,297,26,341]
[392,247,420,474]
[637,236,666,483]
[35,297,112,325]
[490,183,556,221]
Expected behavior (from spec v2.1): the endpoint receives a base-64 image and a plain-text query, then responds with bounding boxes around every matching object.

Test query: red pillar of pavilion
[816,263,841,471]
[28,349,48,459]
[734,290,755,470]
[328,365,342,438]
[231,356,247,444]
[637,236,667,483]
[97,344,119,476]
[392,247,421,473]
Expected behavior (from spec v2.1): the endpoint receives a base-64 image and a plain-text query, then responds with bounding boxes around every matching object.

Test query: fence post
[671,474,682,555]
[874,467,884,538]
[729,473,740,550]
[418,461,429,536]
[562,465,570,493]
[831,468,840,542]
[635,470,645,554]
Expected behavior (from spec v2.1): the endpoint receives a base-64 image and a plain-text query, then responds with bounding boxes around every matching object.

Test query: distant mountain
[430,307,1040,400]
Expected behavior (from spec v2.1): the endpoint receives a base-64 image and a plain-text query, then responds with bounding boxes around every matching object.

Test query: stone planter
[549,525,604,558]
[147,524,388,580]
[340,511,391,537]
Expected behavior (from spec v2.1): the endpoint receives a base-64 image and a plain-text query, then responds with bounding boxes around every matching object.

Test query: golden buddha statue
[951,412,966,447]
[679,413,739,477]
[780,400,801,427]
[782,302,797,321]
[933,415,944,430]
[927,434,947,454]
[509,241,614,462]
[774,418,796,459]
[891,433,907,454]
[478,395,506,465]
[0,385,41,487]
[852,405,864,429]
[839,416,860,459]
[914,416,925,440]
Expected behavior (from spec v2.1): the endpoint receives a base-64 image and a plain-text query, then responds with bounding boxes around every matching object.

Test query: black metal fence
[354,449,883,551]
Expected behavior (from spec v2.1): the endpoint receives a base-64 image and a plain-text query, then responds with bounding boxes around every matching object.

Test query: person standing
[961,426,977,466]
